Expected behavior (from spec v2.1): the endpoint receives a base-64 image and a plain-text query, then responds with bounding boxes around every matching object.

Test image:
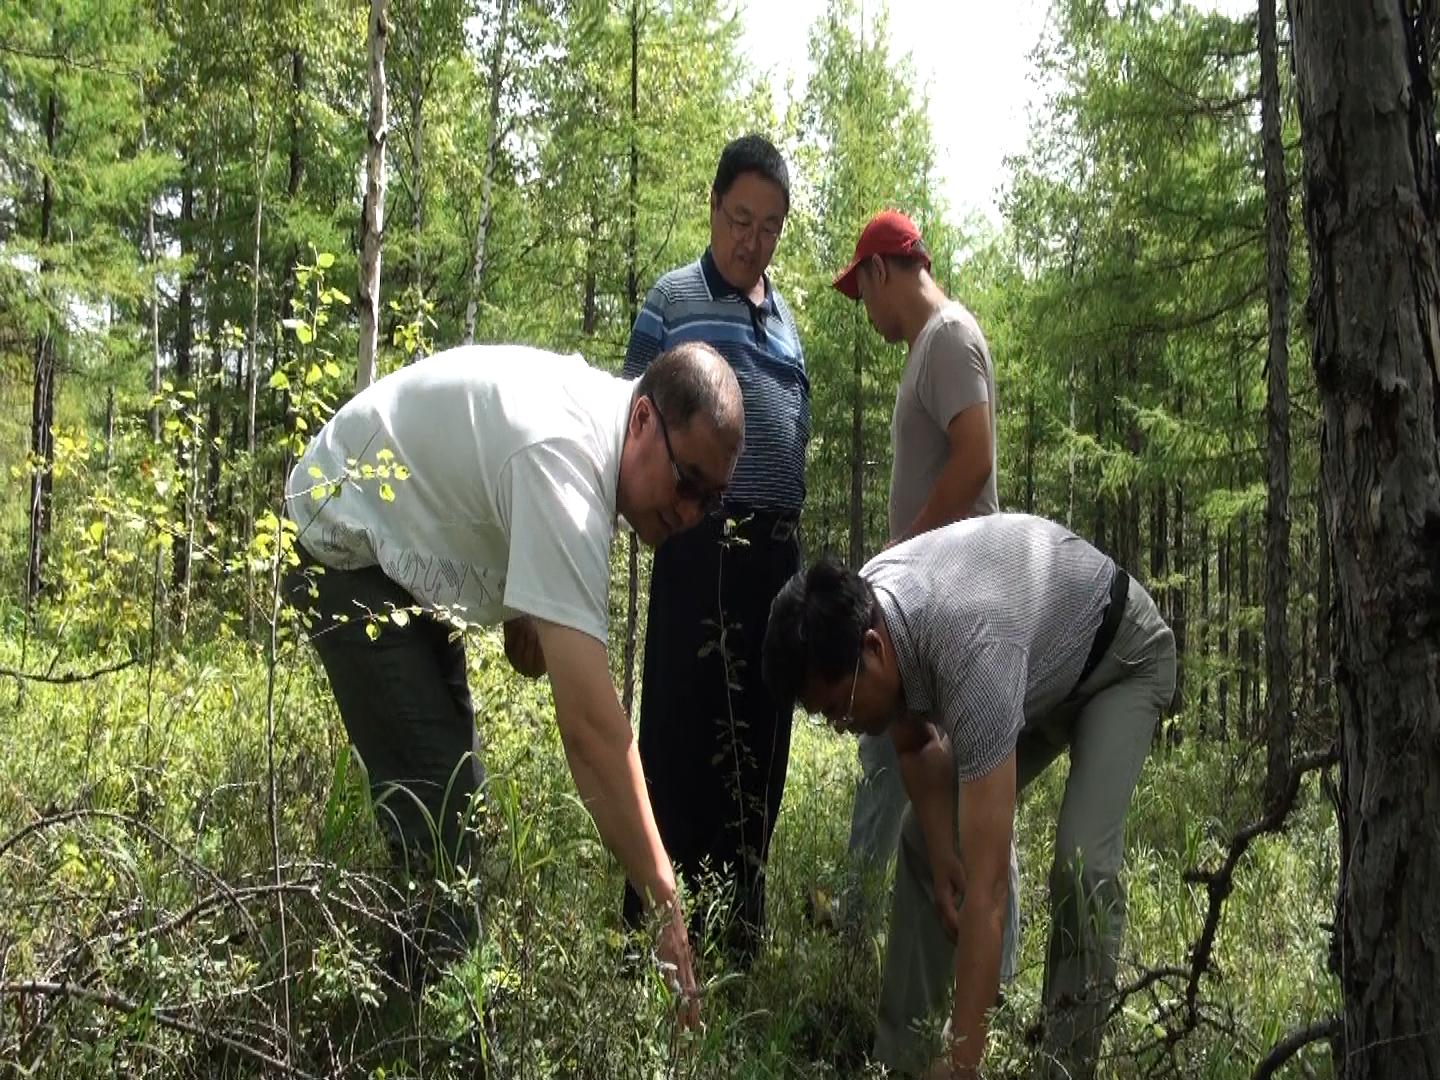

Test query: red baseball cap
[832,210,931,300]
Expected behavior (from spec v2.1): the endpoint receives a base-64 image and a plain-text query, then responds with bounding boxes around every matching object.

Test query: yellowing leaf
[365,622,380,641]
[379,482,395,502]
[390,609,410,627]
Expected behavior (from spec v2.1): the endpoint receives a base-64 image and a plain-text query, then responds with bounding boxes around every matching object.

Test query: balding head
[633,341,744,446]
[620,342,745,547]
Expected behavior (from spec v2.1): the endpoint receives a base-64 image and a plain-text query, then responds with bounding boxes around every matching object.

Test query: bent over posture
[284,341,743,1011]
[764,514,1175,1078]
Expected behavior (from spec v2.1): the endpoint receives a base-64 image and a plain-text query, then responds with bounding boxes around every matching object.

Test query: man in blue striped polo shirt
[621,134,810,963]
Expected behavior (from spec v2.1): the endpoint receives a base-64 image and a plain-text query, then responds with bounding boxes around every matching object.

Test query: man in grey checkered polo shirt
[764,513,1175,1080]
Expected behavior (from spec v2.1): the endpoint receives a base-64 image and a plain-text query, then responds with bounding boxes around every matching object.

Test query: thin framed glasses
[716,199,784,244]
[809,647,862,730]
[645,392,726,516]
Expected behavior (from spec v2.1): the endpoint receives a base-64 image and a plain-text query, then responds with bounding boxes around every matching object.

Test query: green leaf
[390,609,410,627]
[379,482,395,502]
[307,466,325,479]
[305,363,323,386]
[316,252,335,270]
[295,323,314,345]
[365,622,380,641]
[268,370,291,390]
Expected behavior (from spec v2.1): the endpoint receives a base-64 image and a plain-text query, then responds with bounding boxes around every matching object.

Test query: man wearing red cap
[831,209,1017,970]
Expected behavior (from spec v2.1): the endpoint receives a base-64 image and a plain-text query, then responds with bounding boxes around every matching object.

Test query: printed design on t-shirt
[319,521,495,617]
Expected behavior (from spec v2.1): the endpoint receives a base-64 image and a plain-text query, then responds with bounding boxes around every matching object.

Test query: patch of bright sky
[740,0,1257,229]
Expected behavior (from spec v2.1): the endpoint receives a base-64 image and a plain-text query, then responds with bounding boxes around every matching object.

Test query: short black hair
[633,340,743,439]
[763,557,876,706]
[713,134,790,213]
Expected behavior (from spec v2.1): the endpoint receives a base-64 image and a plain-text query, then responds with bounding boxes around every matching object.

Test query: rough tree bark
[357,0,389,392]
[1292,2,1440,1074]
[1260,0,1292,810]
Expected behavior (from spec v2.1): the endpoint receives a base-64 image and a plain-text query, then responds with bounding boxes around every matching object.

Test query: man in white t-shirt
[283,341,743,1012]
[831,210,1018,971]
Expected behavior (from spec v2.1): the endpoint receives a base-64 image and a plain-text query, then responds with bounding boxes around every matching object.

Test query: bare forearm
[949,892,1006,1074]
[899,456,991,542]
[560,706,675,908]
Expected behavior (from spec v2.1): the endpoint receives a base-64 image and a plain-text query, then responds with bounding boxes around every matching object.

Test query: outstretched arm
[534,618,698,1022]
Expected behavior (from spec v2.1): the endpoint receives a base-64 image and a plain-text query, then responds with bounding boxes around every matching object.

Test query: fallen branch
[0,656,136,685]
[1181,744,1339,1025]
[0,979,319,1079]
[1251,1015,1339,1079]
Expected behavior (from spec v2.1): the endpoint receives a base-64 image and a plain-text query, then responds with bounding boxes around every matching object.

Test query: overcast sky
[739,0,1255,226]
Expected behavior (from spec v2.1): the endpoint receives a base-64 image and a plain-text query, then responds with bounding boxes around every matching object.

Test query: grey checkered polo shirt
[863,513,1116,782]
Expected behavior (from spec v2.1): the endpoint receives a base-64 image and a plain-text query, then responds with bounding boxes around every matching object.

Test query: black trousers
[284,550,483,874]
[622,513,801,961]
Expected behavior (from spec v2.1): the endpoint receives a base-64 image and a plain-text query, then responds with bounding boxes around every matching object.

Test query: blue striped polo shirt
[622,248,810,513]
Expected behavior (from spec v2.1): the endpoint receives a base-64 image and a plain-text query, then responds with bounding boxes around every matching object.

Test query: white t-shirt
[284,345,633,644]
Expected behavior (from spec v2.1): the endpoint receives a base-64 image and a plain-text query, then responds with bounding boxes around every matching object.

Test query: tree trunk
[203,163,224,529]
[1315,479,1331,715]
[1091,353,1106,552]
[358,0,390,391]
[1025,388,1036,515]
[1172,387,1188,715]
[622,0,641,716]
[463,0,513,346]
[26,89,58,609]
[1260,0,1292,811]
[1294,3,1440,1074]
[173,171,196,613]
[848,327,865,567]
[1199,517,1209,729]
[1238,511,1252,736]
[407,33,425,363]
[1218,523,1231,741]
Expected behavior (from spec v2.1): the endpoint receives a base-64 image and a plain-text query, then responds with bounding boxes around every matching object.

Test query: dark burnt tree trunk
[26,89,58,609]
[1293,1,1440,1074]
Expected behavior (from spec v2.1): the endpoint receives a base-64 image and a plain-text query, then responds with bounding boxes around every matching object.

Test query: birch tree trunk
[1292,2,1440,1073]
[463,0,512,346]
[358,0,390,391]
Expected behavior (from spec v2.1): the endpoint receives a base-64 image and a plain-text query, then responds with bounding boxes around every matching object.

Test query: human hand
[655,899,701,1030]
[503,616,547,678]
[931,850,966,942]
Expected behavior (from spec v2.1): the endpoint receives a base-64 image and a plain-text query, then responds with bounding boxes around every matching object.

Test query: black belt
[1078,565,1129,686]
[723,505,799,542]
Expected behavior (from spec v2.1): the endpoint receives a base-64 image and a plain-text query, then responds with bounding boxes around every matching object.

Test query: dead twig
[0,979,320,1079]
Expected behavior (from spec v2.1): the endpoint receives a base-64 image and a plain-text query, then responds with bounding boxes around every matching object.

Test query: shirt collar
[701,247,774,312]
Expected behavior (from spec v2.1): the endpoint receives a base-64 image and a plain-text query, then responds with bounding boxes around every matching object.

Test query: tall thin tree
[1259,0,1292,809]
[358,0,390,391]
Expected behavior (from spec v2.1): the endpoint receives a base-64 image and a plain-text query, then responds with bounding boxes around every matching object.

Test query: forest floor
[0,614,1339,1079]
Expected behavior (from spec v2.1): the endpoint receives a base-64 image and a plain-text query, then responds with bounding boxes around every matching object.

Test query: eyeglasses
[809,647,862,730]
[646,392,726,516]
[716,199,784,244]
